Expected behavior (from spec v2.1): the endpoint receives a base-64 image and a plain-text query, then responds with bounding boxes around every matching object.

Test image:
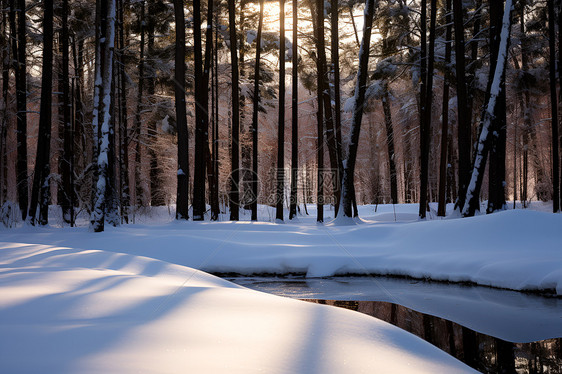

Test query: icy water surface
[227,276,562,373]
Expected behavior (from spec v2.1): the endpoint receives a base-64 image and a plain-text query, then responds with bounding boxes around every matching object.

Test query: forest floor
[0,202,559,373]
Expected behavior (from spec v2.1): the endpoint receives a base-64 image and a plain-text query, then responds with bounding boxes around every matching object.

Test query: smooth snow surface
[1,203,559,373]
[0,240,474,373]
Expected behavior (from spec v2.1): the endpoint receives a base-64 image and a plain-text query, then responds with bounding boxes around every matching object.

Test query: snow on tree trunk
[340,0,376,219]
[461,0,513,217]
[91,0,116,232]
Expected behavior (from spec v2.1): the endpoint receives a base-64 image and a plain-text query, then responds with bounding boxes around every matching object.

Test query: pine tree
[174,0,189,220]
[28,0,54,226]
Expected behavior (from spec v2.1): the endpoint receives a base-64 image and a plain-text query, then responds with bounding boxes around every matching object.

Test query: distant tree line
[0,0,560,230]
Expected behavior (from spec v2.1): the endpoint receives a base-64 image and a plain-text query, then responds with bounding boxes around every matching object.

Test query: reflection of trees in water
[302,299,562,374]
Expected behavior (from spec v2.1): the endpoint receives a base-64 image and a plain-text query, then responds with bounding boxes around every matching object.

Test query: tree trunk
[548,0,559,212]
[331,0,343,214]
[0,0,8,205]
[382,90,398,205]
[419,0,437,218]
[341,0,375,218]
[276,0,286,221]
[59,0,73,225]
[311,5,341,214]
[228,0,240,221]
[28,0,54,225]
[11,0,28,220]
[193,0,208,220]
[452,0,471,213]
[462,0,513,217]
[438,0,452,217]
[134,0,145,213]
[117,0,129,223]
[211,11,220,220]
[174,0,189,220]
[487,0,507,214]
[91,0,117,232]
[289,0,298,220]
[311,0,324,222]
[251,0,264,221]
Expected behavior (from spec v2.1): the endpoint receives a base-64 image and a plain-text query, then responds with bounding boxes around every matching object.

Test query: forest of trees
[0,0,560,231]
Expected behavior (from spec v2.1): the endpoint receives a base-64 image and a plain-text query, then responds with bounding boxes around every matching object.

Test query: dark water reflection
[304,300,561,374]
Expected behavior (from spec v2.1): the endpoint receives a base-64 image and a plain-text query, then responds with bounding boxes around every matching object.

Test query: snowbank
[0,242,475,373]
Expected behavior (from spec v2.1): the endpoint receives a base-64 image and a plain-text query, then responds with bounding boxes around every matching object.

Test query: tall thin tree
[174,0,189,220]
[251,0,264,221]
[289,0,298,220]
[91,0,117,232]
[548,0,559,212]
[28,0,54,225]
[340,0,375,218]
[228,0,241,221]
[276,0,286,221]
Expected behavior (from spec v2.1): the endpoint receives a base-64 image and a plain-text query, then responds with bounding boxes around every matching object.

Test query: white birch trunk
[461,0,513,217]
[91,0,116,232]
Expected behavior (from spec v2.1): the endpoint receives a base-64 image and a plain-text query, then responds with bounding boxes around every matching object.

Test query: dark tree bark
[331,0,343,188]
[487,0,507,213]
[341,0,375,218]
[210,11,220,221]
[134,0,145,212]
[117,0,129,223]
[548,0,559,212]
[452,0,471,213]
[28,0,54,225]
[174,0,189,220]
[289,0,298,220]
[192,0,208,220]
[206,0,219,221]
[466,0,482,132]
[419,0,437,219]
[276,0,286,221]
[312,0,324,222]
[438,0,452,217]
[228,0,240,221]
[11,0,28,220]
[311,5,341,215]
[251,0,264,221]
[59,0,73,225]
[0,0,8,205]
[382,90,398,205]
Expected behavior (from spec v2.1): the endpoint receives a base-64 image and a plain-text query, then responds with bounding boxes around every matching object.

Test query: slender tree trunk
[341,0,375,218]
[487,0,507,214]
[462,0,512,217]
[193,0,208,220]
[452,0,471,212]
[466,0,482,132]
[117,0,129,223]
[228,0,240,220]
[419,0,437,218]
[174,0,189,220]
[382,90,398,204]
[548,0,559,212]
[12,0,28,220]
[331,0,343,189]
[211,11,220,220]
[289,0,298,220]
[251,0,264,221]
[59,0,73,224]
[91,0,117,232]
[134,1,145,215]
[311,0,324,222]
[276,0,286,221]
[438,0,452,217]
[0,0,9,205]
[311,6,341,214]
[28,0,53,225]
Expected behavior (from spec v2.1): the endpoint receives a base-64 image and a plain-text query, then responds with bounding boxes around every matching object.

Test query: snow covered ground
[0,203,559,372]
